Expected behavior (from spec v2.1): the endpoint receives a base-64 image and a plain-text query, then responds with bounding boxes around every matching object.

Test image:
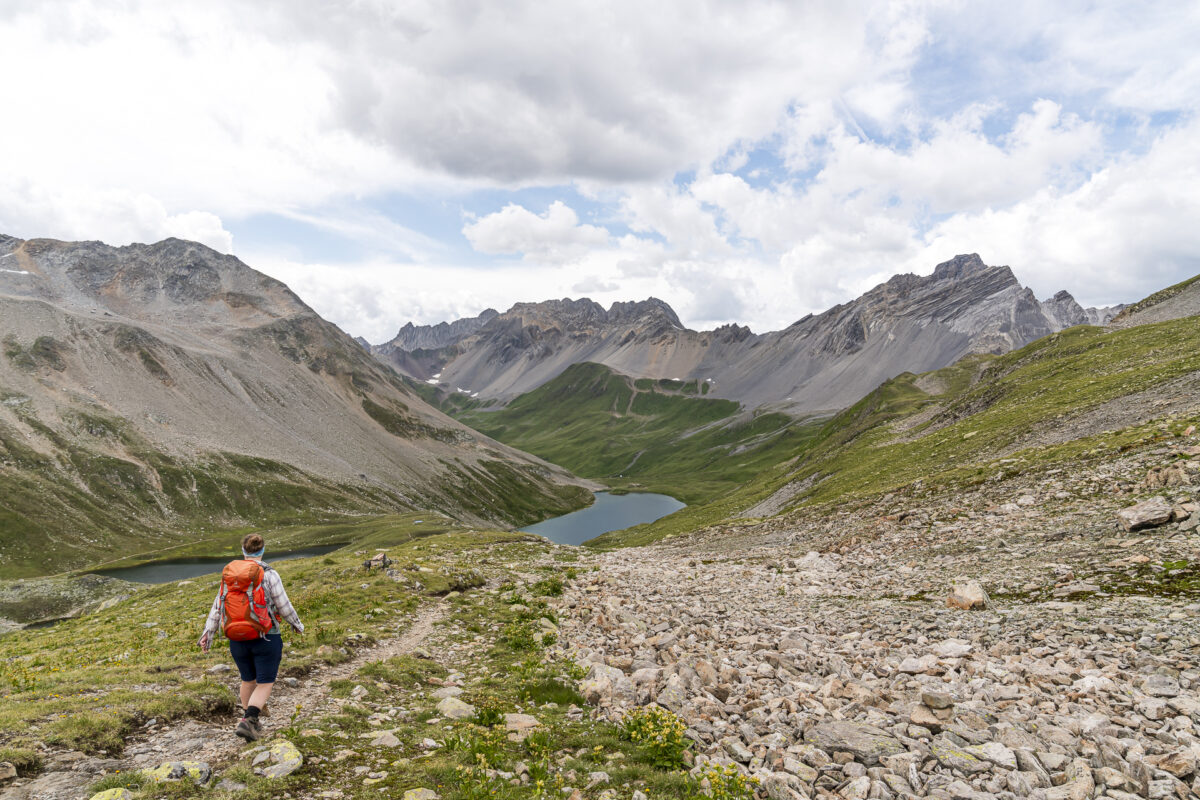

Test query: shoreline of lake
[521,491,685,546]
[87,543,347,584]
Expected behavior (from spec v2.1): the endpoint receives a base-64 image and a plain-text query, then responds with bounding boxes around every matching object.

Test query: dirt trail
[118,600,449,772]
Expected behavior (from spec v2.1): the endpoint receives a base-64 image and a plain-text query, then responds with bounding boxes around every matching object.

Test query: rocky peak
[712,322,755,343]
[498,296,686,334]
[505,298,608,329]
[5,236,310,326]
[1040,290,1090,328]
[931,253,989,282]
[384,308,499,352]
[607,298,683,328]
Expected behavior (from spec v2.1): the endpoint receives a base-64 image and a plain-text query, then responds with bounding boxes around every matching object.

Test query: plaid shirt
[202,562,303,638]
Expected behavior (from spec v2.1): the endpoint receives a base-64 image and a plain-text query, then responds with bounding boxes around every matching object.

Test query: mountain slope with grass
[0,520,708,800]
[0,235,590,577]
[591,293,1200,548]
[422,361,824,504]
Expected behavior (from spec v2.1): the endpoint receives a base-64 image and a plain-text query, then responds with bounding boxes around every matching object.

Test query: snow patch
[0,268,30,275]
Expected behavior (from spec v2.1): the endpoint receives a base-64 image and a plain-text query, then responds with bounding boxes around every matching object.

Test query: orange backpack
[219,560,274,641]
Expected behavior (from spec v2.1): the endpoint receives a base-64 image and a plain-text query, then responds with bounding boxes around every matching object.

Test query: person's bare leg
[248,682,274,712]
[239,681,256,711]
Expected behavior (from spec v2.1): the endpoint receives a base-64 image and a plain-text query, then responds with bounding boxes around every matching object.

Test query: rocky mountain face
[373,255,1122,413]
[382,307,500,351]
[0,235,589,576]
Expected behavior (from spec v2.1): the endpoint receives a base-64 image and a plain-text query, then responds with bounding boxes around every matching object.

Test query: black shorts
[228,634,283,683]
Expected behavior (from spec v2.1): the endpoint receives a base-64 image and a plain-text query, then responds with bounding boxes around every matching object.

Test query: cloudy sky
[2,1,1198,342]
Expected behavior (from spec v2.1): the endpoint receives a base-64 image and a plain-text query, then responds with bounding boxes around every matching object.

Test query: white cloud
[463,202,610,262]
[0,183,233,252]
[302,1,916,183]
[915,115,1200,304]
[1,0,1199,340]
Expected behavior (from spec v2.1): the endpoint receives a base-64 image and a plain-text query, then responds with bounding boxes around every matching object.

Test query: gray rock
[930,738,991,774]
[803,722,904,767]
[946,580,990,610]
[921,690,954,709]
[1142,673,1181,697]
[0,770,91,800]
[1116,496,1174,530]
[435,697,476,719]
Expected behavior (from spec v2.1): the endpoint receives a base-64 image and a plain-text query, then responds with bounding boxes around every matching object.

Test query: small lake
[89,544,345,584]
[521,491,685,546]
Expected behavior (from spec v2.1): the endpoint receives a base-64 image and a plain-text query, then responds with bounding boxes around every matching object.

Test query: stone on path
[401,790,440,800]
[802,722,904,767]
[946,580,990,610]
[504,713,542,741]
[1142,673,1180,697]
[89,791,135,800]
[1116,496,1174,530]
[2,770,90,799]
[248,739,304,779]
[1044,758,1095,800]
[369,731,401,747]
[930,738,990,774]
[435,696,475,719]
[145,761,212,784]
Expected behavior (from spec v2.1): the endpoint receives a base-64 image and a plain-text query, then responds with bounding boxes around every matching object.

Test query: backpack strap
[249,562,276,636]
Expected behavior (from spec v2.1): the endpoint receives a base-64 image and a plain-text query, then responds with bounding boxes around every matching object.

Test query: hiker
[197,533,304,741]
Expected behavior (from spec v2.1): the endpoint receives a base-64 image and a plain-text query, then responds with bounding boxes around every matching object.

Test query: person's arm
[265,570,304,633]
[198,590,222,651]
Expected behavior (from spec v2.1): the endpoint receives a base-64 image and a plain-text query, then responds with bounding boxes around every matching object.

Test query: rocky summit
[375,254,1121,413]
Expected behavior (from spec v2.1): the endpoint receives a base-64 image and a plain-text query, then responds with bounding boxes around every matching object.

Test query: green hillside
[427,362,824,504]
[594,312,1200,547]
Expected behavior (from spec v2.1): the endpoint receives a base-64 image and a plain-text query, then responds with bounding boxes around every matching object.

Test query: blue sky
[1,1,1198,342]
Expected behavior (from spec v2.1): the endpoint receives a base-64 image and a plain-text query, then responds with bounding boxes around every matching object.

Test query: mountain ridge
[0,234,592,576]
[374,254,1123,413]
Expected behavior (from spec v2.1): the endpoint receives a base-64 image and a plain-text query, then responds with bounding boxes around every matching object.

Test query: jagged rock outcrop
[0,235,590,576]
[382,308,499,351]
[373,255,1122,413]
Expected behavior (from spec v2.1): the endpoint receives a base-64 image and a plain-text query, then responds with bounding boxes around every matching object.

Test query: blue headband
[243,547,265,559]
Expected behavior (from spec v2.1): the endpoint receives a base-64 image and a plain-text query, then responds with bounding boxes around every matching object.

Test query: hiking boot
[234,716,262,742]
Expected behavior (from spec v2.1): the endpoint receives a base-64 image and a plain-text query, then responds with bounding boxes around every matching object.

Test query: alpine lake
[89,491,683,584]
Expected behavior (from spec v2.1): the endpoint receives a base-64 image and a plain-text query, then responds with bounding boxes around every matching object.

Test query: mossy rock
[89,789,135,800]
[248,739,304,778]
[145,760,212,784]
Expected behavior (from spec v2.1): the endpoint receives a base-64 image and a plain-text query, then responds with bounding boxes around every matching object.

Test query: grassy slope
[596,315,1200,547]
[429,362,824,505]
[1111,272,1200,322]
[0,520,705,799]
[0,517,506,752]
